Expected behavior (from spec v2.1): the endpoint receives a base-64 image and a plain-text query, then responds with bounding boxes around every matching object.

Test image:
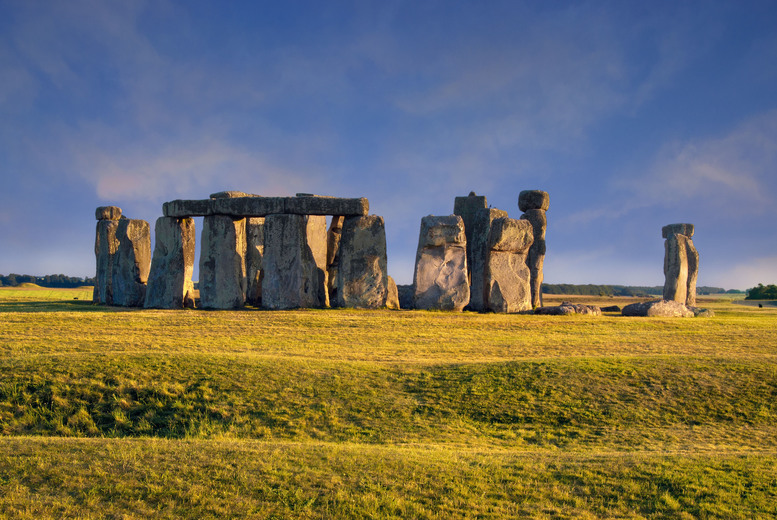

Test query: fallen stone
[210,191,257,199]
[485,218,534,313]
[413,215,469,311]
[199,215,247,310]
[386,276,400,310]
[111,219,151,307]
[335,215,389,309]
[621,299,694,317]
[93,219,120,304]
[468,208,508,312]
[662,223,694,239]
[95,206,122,221]
[262,214,328,309]
[518,190,550,212]
[535,302,602,315]
[688,306,715,318]
[246,217,265,307]
[601,305,621,312]
[144,217,196,309]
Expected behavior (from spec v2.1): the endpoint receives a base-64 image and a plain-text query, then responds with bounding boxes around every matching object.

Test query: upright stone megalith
[93,206,122,305]
[111,218,151,307]
[246,217,265,307]
[413,215,469,311]
[199,215,247,309]
[326,216,345,303]
[453,192,488,284]
[262,214,328,309]
[662,223,698,306]
[485,217,534,313]
[468,207,508,312]
[334,215,389,308]
[519,190,549,308]
[144,217,196,309]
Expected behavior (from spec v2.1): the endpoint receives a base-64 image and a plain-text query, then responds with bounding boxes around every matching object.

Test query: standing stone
[386,276,400,310]
[453,192,488,284]
[262,214,328,309]
[413,215,469,311]
[199,215,247,310]
[469,207,508,311]
[144,217,196,309]
[519,190,549,308]
[111,219,151,307]
[93,219,120,305]
[246,217,265,307]
[662,223,698,306]
[485,217,534,313]
[334,215,389,308]
[326,216,345,303]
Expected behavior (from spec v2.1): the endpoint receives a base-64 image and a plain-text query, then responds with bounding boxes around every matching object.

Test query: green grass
[1,293,776,518]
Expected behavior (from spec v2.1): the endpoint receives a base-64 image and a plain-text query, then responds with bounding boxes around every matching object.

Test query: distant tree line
[0,273,95,288]
[745,283,777,300]
[542,284,741,297]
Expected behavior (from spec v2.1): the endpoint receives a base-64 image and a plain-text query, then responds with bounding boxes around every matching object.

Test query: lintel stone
[163,195,369,218]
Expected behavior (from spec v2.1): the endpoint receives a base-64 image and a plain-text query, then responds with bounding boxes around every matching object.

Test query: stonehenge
[144,217,196,309]
[484,217,534,313]
[519,190,549,308]
[662,223,698,306]
[413,215,470,311]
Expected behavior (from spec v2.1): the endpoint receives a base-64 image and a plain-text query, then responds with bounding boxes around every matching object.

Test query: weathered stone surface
[485,218,534,313]
[93,219,120,304]
[111,219,151,307]
[535,302,602,315]
[262,214,328,309]
[685,239,699,306]
[454,192,488,282]
[520,206,548,308]
[144,217,196,309]
[164,196,369,218]
[469,208,508,312]
[663,233,690,304]
[246,217,265,307]
[621,300,694,317]
[210,191,256,199]
[518,190,550,212]
[662,223,694,239]
[95,206,122,221]
[688,306,714,317]
[601,305,621,313]
[396,284,414,310]
[326,216,344,303]
[413,215,469,311]
[335,215,389,308]
[199,215,247,309]
[386,276,400,310]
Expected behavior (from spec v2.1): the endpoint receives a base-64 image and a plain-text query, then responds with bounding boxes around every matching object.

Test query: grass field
[1,287,775,518]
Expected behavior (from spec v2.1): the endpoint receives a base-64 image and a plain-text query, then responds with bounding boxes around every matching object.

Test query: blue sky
[1,0,776,289]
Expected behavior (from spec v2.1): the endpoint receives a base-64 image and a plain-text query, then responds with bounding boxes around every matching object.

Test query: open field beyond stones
[1,288,776,518]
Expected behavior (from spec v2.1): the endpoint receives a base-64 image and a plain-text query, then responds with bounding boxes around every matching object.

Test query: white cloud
[705,255,777,290]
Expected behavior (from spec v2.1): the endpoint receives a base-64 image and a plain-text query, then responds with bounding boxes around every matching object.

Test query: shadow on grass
[0,300,141,313]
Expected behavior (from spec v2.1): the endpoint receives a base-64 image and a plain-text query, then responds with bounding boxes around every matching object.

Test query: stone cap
[418,215,466,248]
[488,217,534,252]
[453,193,487,216]
[518,190,549,212]
[95,206,122,220]
[163,195,369,218]
[662,223,694,238]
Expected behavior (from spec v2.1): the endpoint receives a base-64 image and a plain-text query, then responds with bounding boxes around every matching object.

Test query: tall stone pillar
[485,217,534,313]
[326,216,345,303]
[334,215,389,309]
[262,214,328,309]
[246,217,265,307]
[662,223,698,306]
[111,218,151,307]
[468,207,508,311]
[93,206,122,305]
[519,190,549,308]
[144,217,196,309]
[453,192,488,285]
[199,215,247,309]
[413,215,469,311]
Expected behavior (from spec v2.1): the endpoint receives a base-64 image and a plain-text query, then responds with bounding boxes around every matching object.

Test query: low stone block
[334,215,389,309]
[199,215,247,309]
[518,190,550,212]
[262,214,328,309]
[418,215,466,248]
[144,217,196,309]
[621,300,694,317]
[535,302,601,315]
[111,219,151,307]
[95,206,122,221]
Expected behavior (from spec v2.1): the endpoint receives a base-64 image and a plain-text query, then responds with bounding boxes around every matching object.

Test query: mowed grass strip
[1,437,776,519]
